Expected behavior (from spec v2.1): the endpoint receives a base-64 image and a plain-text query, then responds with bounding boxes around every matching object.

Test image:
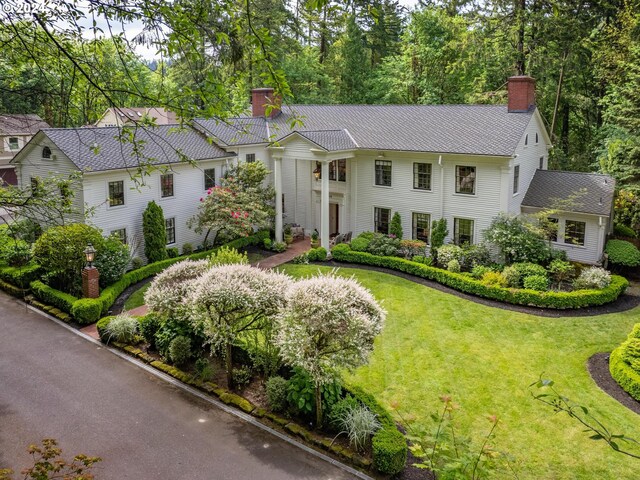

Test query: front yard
[280,264,640,479]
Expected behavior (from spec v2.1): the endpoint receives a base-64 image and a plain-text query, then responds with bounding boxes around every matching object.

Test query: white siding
[509,113,549,214]
[83,158,234,260]
[15,135,85,223]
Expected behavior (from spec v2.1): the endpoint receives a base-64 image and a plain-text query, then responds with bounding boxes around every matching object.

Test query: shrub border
[18,231,270,325]
[331,244,628,309]
[610,342,640,402]
[96,315,378,473]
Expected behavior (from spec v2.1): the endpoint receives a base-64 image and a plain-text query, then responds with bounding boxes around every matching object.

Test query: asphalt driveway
[0,292,358,479]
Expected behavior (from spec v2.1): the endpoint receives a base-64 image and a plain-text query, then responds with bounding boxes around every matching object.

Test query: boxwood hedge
[26,231,270,322]
[609,324,640,402]
[331,244,628,309]
[0,263,41,289]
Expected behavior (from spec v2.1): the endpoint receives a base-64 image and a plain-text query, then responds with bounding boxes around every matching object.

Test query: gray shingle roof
[193,118,267,146]
[42,125,230,172]
[0,114,50,135]
[212,105,532,156]
[522,170,615,216]
[281,129,358,151]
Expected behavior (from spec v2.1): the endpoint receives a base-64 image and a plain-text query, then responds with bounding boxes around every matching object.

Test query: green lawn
[124,283,150,310]
[279,264,640,479]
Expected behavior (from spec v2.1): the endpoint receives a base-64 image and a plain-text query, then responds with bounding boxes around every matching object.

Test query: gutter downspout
[438,155,444,220]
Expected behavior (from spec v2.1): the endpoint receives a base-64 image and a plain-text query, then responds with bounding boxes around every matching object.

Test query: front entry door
[329,203,339,236]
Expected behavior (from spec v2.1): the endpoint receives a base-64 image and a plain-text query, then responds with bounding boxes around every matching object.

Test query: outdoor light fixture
[313,163,321,181]
[84,242,96,268]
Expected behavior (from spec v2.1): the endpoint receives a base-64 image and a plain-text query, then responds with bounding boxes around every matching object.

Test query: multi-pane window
[547,217,559,242]
[8,137,19,150]
[513,165,520,194]
[375,160,392,186]
[245,153,256,163]
[454,218,474,245]
[412,213,431,243]
[329,160,337,181]
[564,220,586,246]
[108,180,124,207]
[42,146,51,159]
[165,217,176,245]
[316,159,347,182]
[413,163,432,190]
[337,159,346,182]
[161,173,174,197]
[455,166,476,194]
[204,168,216,190]
[374,207,391,234]
[111,228,127,245]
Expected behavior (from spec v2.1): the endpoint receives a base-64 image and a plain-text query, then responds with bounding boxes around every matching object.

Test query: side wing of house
[12,132,85,223]
[83,157,236,260]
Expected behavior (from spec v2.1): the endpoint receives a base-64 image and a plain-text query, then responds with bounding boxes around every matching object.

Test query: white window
[513,165,520,194]
[165,217,176,245]
[564,220,586,246]
[413,163,432,190]
[8,137,19,150]
[245,153,256,163]
[454,218,474,245]
[108,181,125,207]
[455,166,476,195]
[375,160,392,186]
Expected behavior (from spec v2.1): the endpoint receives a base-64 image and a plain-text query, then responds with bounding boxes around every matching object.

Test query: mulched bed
[325,261,640,318]
[588,353,640,415]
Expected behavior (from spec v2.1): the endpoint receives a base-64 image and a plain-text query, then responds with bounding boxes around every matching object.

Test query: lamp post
[81,242,100,299]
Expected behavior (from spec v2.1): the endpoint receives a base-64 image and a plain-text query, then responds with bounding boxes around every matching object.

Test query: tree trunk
[515,0,526,75]
[226,342,234,389]
[315,383,323,429]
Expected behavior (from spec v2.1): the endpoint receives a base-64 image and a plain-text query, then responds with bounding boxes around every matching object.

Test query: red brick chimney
[507,76,536,112]
[251,88,281,118]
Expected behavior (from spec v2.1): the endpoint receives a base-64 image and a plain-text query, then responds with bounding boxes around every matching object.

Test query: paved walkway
[0,292,357,479]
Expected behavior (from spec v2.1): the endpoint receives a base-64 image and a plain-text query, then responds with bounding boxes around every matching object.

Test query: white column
[321,161,330,249]
[274,156,283,243]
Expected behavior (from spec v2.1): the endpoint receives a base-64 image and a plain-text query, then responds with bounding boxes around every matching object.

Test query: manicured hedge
[27,231,270,322]
[346,384,407,475]
[605,239,640,267]
[0,263,41,289]
[331,244,628,309]
[0,278,27,297]
[609,324,640,402]
[30,280,78,313]
[96,315,115,342]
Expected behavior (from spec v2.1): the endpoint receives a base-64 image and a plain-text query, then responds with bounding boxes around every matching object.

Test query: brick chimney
[507,76,536,112]
[251,88,281,118]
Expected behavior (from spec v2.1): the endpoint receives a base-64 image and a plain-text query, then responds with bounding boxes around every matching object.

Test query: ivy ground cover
[280,264,640,479]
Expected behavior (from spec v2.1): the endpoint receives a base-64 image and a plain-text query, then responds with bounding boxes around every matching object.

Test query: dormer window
[8,137,19,150]
[42,146,52,159]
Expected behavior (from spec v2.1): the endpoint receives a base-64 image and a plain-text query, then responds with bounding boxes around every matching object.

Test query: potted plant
[310,229,320,248]
[284,224,293,245]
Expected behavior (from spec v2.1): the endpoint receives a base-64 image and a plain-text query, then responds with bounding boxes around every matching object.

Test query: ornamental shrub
[2,240,31,267]
[327,395,361,431]
[166,247,179,258]
[367,234,400,257]
[412,255,432,265]
[155,317,203,360]
[71,298,103,324]
[430,218,448,260]
[272,241,287,253]
[389,212,403,239]
[472,265,493,279]
[94,235,129,288]
[131,257,144,270]
[143,201,168,263]
[523,274,549,291]
[351,234,372,252]
[437,244,463,267]
[104,313,138,344]
[33,223,105,295]
[605,239,640,267]
[209,246,248,265]
[263,238,272,249]
[573,267,612,290]
[614,224,637,238]
[182,243,194,255]
[292,252,310,264]
[399,240,427,259]
[511,263,547,286]
[286,368,342,420]
[194,357,215,381]
[139,314,161,349]
[481,271,508,287]
[312,247,327,261]
[447,259,461,273]
[483,213,552,264]
[266,375,289,412]
[501,265,520,288]
[335,404,381,452]
[169,335,192,366]
[461,243,492,270]
[547,259,575,284]
[233,366,253,389]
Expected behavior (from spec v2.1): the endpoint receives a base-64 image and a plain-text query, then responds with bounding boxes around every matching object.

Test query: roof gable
[0,114,50,135]
[522,170,615,216]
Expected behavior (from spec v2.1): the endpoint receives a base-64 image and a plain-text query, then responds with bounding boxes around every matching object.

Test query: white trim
[453,216,476,245]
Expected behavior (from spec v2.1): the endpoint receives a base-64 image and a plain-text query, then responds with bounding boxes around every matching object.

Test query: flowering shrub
[276,271,385,426]
[436,244,463,267]
[573,267,612,290]
[187,264,291,387]
[367,234,400,257]
[94,235,129,288]
[483,213,552,264]
[398,239,427,259]
[460,243,492,270]
[144,259,211,320]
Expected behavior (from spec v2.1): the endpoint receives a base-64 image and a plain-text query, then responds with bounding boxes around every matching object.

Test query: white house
[94,107,177,127]
[0,114,50,185]
[11,76,615,264]
[13,125,235,258]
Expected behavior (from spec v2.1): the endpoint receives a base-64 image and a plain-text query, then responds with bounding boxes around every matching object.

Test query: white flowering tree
[186,264,291,387]
[144,259,211,321]
[276,272,386,427]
